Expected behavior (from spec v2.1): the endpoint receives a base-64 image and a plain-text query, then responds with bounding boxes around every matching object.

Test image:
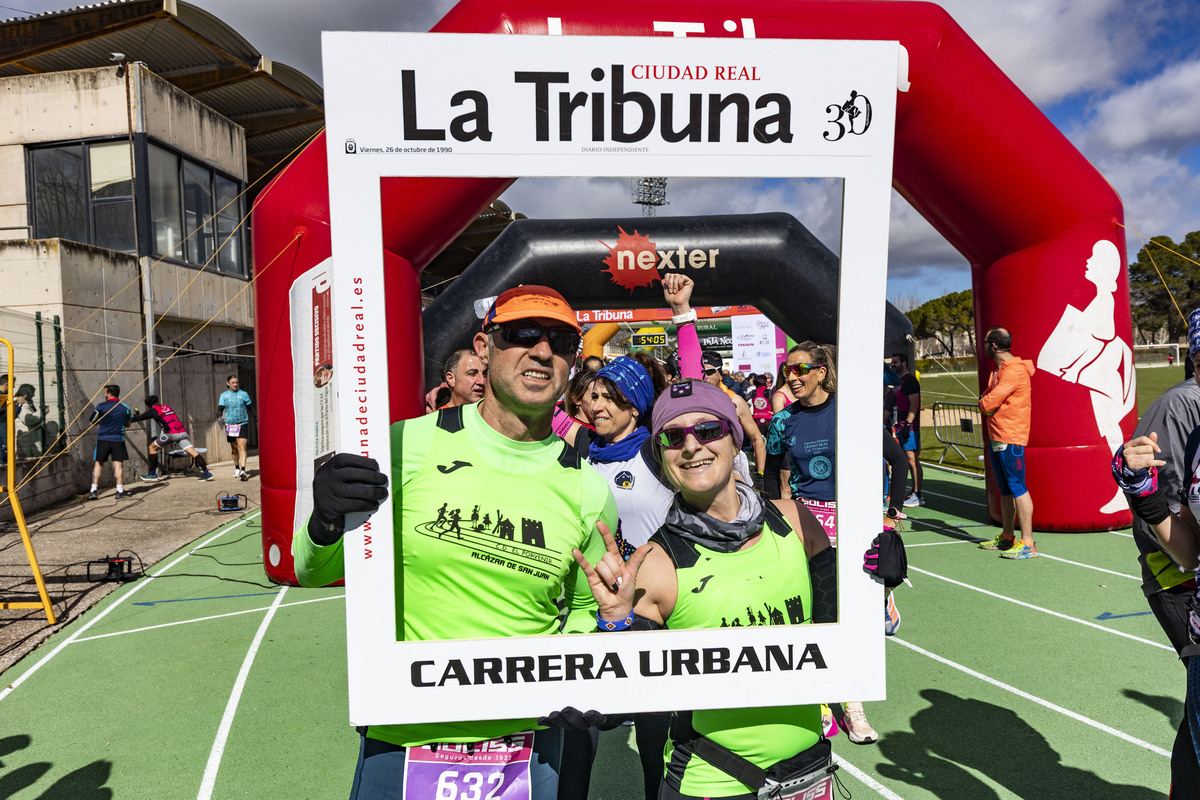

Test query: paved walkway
[0,454,262,673]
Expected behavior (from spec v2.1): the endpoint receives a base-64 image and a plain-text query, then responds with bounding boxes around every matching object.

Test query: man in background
[88,384,132,500]
[978,327,1037,559]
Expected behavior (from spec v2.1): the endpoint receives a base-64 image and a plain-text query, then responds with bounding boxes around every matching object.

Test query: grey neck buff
[661,480,766,554]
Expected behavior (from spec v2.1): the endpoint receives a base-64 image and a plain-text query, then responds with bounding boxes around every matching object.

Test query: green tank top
[294,404,617,748]
[653,505,821,797]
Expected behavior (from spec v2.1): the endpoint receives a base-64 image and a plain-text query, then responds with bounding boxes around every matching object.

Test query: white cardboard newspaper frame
[322,31,898,726]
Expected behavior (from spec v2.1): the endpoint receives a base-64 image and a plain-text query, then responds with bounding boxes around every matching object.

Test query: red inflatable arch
[252,0,1131,583]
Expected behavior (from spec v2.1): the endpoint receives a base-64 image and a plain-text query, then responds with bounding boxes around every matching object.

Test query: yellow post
[0,338,57,624]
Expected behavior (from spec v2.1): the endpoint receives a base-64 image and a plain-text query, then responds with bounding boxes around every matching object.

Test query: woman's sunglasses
[489,323,581,355]
[784,362,822,377]
[658,419,733,449]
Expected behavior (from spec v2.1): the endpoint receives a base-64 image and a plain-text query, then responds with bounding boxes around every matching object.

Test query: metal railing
[930,401,986,464]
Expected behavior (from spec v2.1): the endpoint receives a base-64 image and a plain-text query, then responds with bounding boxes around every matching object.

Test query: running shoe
[820,704,839,738]
[139,472,160,483]
[239,469,249,482]
[115,490,132,499]
[841,706,879,744]
[86,490,98,501]
[978,533,1015,551]
[903,492,925,508]
[1000,542,1039,559]
[199,471,215,481]
[885,593,901,636]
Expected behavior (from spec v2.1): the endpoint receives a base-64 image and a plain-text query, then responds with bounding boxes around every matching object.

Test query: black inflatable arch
[422,212,913,389]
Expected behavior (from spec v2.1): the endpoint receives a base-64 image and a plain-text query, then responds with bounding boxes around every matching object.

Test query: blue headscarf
[588,357,655,463]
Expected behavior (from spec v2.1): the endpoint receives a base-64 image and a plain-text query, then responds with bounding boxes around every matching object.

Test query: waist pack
[687,734,842,799]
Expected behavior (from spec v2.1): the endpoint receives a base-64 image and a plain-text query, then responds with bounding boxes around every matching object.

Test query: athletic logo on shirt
[691,575,714,593]
[413,503,561,580]
[437,460,472,474]
[809,456,832,480]
[614,470,635,489]
[717,596,805,627]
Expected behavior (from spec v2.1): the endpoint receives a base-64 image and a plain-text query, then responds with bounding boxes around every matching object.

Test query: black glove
[893,419,912,439]
[863,529,907,589]
[536,706,627,731]
[308,453,389,546]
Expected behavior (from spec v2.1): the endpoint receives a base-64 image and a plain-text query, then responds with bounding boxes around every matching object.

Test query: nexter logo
[601,227,720,292]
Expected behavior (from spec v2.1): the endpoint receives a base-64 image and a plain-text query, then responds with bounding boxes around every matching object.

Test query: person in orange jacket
[978,326,1038,559]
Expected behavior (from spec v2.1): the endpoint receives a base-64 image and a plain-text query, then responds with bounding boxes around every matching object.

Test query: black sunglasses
[658,419,733,449]
[489,323,581,355]
[784,362,822,377]
[702,367,720,376]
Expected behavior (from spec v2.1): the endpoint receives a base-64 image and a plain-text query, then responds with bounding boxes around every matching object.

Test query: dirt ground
[0,453,262,675]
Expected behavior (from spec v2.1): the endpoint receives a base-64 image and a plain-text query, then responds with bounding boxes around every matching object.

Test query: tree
[907,289,974,357]
[1128,232,1200,344]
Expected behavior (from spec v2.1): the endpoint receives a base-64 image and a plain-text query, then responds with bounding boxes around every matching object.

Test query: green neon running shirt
[293,404,617,747]
[655,513,821,797]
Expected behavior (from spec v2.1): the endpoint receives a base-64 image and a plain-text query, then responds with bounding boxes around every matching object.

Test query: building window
[150,143,246,276]
[28,139,247,277]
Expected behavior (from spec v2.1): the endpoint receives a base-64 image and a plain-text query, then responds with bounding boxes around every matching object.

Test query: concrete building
[0,0,323,514]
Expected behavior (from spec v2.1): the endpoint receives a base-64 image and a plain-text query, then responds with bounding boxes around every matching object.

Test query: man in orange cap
[293,285,618,800]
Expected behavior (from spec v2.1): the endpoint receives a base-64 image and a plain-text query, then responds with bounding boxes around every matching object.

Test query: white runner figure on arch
[1036,239,1135,514]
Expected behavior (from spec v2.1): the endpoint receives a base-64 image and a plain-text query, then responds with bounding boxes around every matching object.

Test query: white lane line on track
[910,520,1140,579]
[920,489,986,508]
[907,541,973,547]
[0,511,261,703]
[835,754,908,799]
[908,566,1173,651]
[1036,553,1140,580]
[889,637,1171,758]
[72,593,345,642]
[197,584,289,800]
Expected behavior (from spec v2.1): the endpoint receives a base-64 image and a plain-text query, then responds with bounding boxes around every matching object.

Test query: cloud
[930,0,1162,106]
[1080,58,1200,155]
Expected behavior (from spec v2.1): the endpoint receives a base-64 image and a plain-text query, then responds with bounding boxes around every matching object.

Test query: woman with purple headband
[573,379,845,800]
[551,273,703,800]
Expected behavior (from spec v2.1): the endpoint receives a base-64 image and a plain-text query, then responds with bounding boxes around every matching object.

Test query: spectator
[441,348,487,407]
[701,351,766,482]
[977,326,1037,559]
[889,353,924,507]
[581,355,605,373]
[88,384,133,500]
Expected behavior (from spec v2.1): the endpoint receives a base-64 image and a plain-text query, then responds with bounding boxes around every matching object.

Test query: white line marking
[834,754,907,799]
[0,511,261,703]
[197,584,289,800]
[909,566,1172,651]
[921,489,986,508]
[889,637,1171,758]
[1036,553,1140,580]
[907,540,972,547]
[72,593,344,642]
[1109,531,1134,538]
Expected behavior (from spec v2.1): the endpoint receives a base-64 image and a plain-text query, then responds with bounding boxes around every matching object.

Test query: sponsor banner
[289,261,339,538]
[732,313,781,375]
[324,31,896,725]
[575,305,758,325]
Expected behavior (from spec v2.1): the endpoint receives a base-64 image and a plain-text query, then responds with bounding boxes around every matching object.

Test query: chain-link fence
[0,308,67,463]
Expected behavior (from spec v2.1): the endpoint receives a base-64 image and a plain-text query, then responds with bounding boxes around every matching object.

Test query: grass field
[914,364,1187,473]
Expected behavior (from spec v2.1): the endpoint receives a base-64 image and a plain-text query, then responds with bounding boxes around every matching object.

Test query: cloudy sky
[8,0,1200,306]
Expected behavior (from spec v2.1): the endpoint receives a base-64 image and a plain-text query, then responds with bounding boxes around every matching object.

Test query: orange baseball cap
[482,285,581,333]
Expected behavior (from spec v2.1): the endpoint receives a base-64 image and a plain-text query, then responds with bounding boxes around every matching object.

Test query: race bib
[225,424,241,437]
[403,732,534,800]
[799,498,837,547]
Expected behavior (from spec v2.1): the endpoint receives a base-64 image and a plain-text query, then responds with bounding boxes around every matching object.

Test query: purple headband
[650,379,744,451]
